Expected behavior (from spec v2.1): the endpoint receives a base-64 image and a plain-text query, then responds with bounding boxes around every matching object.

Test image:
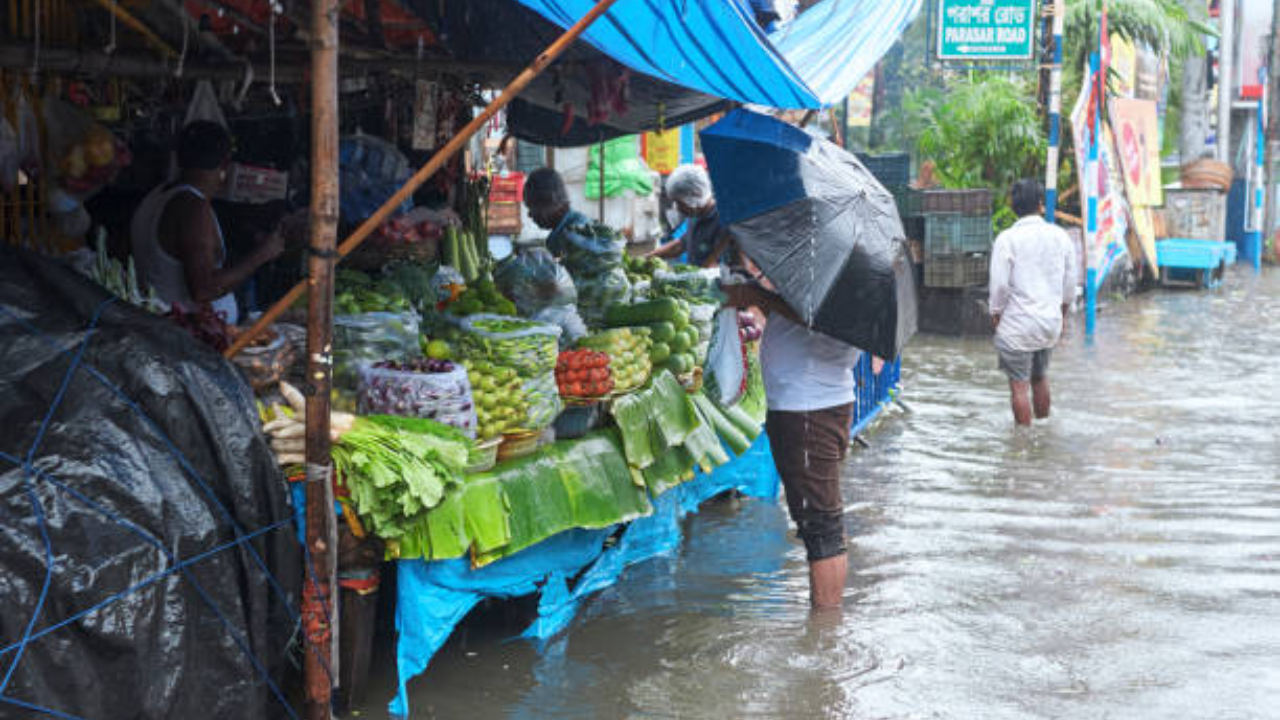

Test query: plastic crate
[487,201,522,235]
[902,188,993,217]
[855,153,911,187]
[489,172,525,204]
[924,252,990,288]
[1159,189,1226,241]
[924,213,993,255]
[902,215,925,241]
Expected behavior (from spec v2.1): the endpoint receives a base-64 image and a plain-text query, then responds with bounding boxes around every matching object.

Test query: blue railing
[851,354,902,438]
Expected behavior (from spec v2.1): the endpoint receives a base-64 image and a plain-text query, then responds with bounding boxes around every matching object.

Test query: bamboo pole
[225,0,625,358]
[303,0,339,715]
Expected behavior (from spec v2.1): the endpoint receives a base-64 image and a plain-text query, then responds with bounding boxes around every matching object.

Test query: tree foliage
[916,75,1046,192]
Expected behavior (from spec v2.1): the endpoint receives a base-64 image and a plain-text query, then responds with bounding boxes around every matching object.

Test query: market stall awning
[511,0,921,110]
[510,0,816,108]
[769,0,923,106]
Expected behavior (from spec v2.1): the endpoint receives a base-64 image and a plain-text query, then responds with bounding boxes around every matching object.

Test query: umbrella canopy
[700,109,917,359]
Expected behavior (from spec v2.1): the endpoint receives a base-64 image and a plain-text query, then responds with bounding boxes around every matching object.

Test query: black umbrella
[701,109,917,359]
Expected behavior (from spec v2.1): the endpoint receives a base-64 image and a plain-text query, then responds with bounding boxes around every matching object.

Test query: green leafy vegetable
[333,416,470,551]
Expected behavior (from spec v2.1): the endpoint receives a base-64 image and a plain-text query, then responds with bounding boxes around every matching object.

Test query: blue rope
[0,305,330,671]
[0,305,304,629]
[0,301,325,719]
[23,299,111,465]
[1,299,110,695]
[0,694,91,720]
[0,483,55,695]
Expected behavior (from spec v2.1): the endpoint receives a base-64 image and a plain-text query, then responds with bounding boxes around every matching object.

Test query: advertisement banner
[1072,70,1132,279]
[643,130,681,175]
[1110,98,1163,207]
[847,74,875,128]
[1110,33,1137,99]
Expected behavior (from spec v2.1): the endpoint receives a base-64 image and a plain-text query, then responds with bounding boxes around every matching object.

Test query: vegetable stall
[3,2,912,718]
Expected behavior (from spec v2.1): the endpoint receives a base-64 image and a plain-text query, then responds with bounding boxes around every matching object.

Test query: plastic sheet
[390,432,779,717]
[701,109,918,359]
[0,250,299,720]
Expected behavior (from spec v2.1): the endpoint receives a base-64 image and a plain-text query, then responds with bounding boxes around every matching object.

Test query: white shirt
[759,314,861,412]
[988,215,1076,352]
[131,183,238,324]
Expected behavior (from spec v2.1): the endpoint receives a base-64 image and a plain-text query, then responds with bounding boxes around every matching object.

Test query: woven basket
[1180,159,1233,191]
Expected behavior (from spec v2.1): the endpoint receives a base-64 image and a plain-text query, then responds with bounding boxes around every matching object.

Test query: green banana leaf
[641,444,697,496]
[462,474,512,554]
[649,372,699,448]
[426,489,469,560]
[473,430,651,567]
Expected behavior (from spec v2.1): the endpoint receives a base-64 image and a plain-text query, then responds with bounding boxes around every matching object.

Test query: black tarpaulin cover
[700,109,918,359]
[0,251,299,720]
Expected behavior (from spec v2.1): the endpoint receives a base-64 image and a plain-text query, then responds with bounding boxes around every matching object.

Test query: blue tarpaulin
[769,0,923,106]
[510,0,922,109]
[390,434,781,717]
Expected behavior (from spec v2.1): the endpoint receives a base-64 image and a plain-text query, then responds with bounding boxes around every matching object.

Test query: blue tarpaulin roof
[770,0,923,106]
[511,0,921,109]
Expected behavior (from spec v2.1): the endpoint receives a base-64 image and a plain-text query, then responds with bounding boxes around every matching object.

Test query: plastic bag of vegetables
[521,371,563,430]
[493,243,577,316]
[333,310,422,397]
[551,218,625,276]
[357,361,477,437]
[653,267,725,305]
[532,304,588,347]
[454,314,561,377]
[575,267,633,328]
[704,309,747,406]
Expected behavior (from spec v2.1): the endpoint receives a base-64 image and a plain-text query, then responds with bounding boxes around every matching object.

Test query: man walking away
[989,179,1076,426]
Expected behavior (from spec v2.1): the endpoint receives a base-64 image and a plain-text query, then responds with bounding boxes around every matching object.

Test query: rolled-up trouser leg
[765,403,854,562]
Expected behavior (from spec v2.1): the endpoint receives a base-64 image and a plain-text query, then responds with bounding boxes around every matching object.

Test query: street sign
[936,0,1037,61]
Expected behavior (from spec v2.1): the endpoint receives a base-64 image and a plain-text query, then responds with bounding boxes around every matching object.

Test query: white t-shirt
[988,216,1076,352]
[759,314,861,412]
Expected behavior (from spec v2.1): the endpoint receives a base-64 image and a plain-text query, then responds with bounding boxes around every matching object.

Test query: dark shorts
[765,403,853,562]
[997,346,1052,383]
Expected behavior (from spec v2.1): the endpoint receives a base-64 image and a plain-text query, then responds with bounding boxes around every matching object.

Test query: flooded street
[370,268,1280,719]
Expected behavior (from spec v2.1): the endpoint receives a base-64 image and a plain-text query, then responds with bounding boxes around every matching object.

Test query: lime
[426,339,452,360]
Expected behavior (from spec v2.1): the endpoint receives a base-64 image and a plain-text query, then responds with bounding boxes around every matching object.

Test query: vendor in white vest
[722,277,861,611]
[131,121,283,325]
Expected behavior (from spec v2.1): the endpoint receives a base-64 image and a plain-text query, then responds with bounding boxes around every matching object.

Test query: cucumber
[444,227,461,271]
[603,298,681,327]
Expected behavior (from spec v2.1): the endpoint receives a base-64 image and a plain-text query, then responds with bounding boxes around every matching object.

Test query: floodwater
[362,268,1280,720]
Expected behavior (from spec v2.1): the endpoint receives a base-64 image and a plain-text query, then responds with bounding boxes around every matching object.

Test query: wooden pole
[224,0,625,359]
[303,0,339,716]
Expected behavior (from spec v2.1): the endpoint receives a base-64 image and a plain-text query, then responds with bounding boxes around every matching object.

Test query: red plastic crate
[489,172,525,204]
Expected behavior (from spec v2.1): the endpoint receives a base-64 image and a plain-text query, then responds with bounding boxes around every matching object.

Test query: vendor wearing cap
[131,121,284,324]
[648,164,736,269]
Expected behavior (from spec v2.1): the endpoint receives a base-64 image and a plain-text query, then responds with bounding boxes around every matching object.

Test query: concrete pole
[1264,0,1280,246]
[1044,0,1064,221]
[1216,0,1235,163]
